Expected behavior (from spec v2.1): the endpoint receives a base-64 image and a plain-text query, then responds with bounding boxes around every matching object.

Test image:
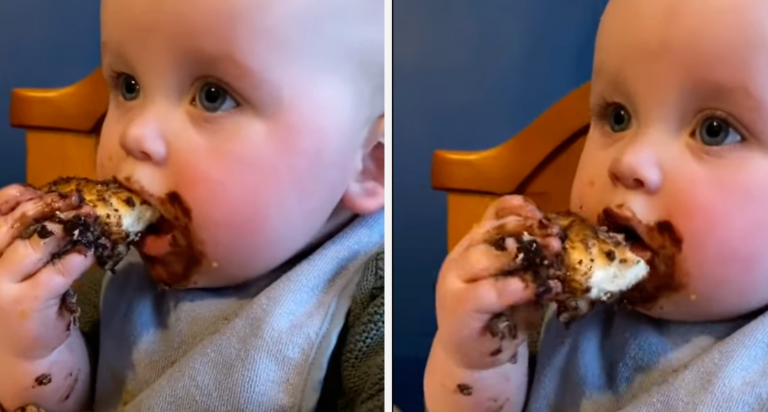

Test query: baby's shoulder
[317,249,385,411]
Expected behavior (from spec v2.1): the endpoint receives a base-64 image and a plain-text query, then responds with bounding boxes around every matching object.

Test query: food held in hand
[544,212,651,323]
[501,210,653,324]
[30,177,161,271]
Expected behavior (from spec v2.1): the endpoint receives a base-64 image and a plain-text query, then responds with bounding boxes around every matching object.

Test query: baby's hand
[0,184,95,361]
[433,195,562,371]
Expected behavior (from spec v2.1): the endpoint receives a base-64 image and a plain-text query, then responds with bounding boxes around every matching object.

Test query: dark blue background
[0,1,101,185]
[393,1,608,410]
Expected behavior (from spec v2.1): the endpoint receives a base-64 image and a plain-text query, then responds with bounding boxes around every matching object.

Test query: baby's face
[571,0,768,321]
[97,0,384,287]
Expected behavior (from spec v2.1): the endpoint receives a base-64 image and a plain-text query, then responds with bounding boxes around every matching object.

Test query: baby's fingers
[0,184,42,216]
[28,250,94,303]
[451,242,522,282]
[462,276,536,314]
[460,214,562,256]
[0,192,83,253]
[453,232,562,283]
[0,209,95,284]
[481,195,543,222]
[0,225,72,284]
[9,253,94,358]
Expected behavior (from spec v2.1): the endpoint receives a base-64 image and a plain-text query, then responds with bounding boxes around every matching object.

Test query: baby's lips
[138,233,172,257]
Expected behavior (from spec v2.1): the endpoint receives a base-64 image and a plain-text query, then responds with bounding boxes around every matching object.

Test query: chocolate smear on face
[139,190,205,288]
[599,207,685,309]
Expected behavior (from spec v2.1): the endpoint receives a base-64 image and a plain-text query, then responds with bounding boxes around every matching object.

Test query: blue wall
[393,1,608,410]
[0,2,101,185]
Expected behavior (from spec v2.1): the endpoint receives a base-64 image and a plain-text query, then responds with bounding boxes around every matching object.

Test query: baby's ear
[342,114,385,215]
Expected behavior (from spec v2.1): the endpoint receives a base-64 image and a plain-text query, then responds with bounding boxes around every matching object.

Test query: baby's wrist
[0,331,89,412]
[426,335,528,412]
[433,329,528,372]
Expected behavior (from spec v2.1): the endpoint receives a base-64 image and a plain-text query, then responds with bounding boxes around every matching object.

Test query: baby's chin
[139,253,265,289]
[139,246,284,290]
[631,292,768,322]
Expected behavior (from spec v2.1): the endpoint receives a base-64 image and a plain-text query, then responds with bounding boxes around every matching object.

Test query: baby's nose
[119,114,168,165]
[608,145,663,193]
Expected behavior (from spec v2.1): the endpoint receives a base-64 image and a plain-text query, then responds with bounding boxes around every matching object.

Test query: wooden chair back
[10,68,107,186]
[431,83,592,251]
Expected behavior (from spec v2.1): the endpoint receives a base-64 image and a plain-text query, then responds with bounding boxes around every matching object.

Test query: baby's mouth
[138,216,177,257]
[598,207,655,261]
[116,177,205,287]
[598,206,685,308]
[115,178,180,258]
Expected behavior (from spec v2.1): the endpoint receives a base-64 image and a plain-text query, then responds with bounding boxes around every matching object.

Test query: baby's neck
[279,203,358,271]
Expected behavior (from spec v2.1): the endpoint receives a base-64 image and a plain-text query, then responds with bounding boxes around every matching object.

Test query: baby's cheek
[660,201,768,319]
[95,138,119,179]
[569,171,592,213]
[180,186,306,287]
[569,175,608,222]
[569,141,612,220]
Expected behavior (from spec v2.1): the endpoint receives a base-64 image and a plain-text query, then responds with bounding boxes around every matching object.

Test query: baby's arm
[0,264,104,412]
[424,336,530,412]
[423,196,563,412]
[1,262,103,412]
[0,332,91,412]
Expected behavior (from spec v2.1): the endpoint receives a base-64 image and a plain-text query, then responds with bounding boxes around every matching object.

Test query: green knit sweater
[13,250,384,412]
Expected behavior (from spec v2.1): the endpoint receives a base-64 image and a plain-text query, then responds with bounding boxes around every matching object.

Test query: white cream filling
[120,204,161,234]
[587,258,650,301]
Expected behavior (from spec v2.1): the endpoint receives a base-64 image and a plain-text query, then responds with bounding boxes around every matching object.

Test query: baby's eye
[606,104,632,133]
[193,82,238,113]
[119,74,140,101]
[696,117,743,146]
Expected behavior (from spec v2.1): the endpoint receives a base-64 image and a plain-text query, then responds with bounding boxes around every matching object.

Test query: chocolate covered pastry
[27,177,161,271]
[541,212,651,323]
[499,210,654,325]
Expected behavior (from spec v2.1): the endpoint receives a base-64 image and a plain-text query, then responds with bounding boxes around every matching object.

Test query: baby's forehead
[598,0,768,44]
[594,0,768,84]
[103,0,379,52]
[102,0,381,84]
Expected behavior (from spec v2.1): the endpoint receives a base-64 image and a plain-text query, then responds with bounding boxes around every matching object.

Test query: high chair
[431,82,592,251]
[9,68,106,186]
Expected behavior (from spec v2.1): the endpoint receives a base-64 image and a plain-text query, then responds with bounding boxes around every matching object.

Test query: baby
[0,0,384,411]
[425,0,768,411]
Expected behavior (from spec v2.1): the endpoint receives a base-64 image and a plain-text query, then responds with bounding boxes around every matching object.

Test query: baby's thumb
[31,250,96,302]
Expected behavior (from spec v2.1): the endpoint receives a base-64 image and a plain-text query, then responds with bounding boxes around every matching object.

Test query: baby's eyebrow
[689,81,763,110]
[684,79,768,139]
[589,69,634,106]
[100,41,131,71]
